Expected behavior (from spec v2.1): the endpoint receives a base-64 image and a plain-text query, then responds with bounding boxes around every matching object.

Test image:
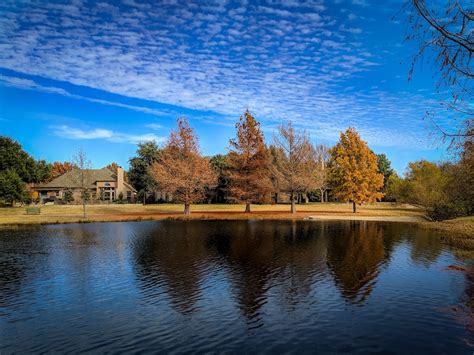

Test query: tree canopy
[227,110,273,212]
[210,154,230,203]
[0,170,26,206]
[129,140,160,203]
[405,160,448,209]
[389,140,474,220]
[377,153,394,193]
[0,136,51,204]
[271,122,316,213]
[0,136,51,184]
[50,161,76,180]
[329,128,384,212]
[151,118,217,215]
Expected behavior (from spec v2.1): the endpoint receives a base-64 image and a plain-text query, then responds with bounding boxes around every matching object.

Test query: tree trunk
[245,202,251,213]
[352,201,356,213]
[290,192,296,214]
[184,203,190,215]
[320,189,324,203]
[83,200,86,218]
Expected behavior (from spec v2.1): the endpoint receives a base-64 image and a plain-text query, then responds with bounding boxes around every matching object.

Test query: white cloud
[0,0,451,149]
[339,24,363,34]
[0,1,375,119]
[54,126,113,139]
[347,13,358,20]
[53,125,165,144]
[145,123,163,130]
[0,74,171,117]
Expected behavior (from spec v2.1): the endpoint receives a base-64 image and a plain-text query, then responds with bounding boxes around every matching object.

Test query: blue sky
[0,0,458,174]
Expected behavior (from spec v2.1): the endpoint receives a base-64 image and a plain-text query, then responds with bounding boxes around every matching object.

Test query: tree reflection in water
[133,222,211,315]
[2,220,471,353]
[205,221,328,323]
[326,221,386,304]
[409,228,444,267]
[131,220,457,322]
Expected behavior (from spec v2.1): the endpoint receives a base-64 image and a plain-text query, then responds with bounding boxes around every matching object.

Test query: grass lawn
[0,202,426,225]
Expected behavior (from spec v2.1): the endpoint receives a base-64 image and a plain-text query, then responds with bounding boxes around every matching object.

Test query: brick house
[34,166,136,203]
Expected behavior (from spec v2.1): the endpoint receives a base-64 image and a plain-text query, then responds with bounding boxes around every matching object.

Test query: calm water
[0,220,472,353]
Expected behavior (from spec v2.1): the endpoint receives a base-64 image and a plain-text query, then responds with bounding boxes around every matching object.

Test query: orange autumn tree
[329,127,384,213]
[151,118,216,215]
[50,161,76,180]
[227,110,273,213]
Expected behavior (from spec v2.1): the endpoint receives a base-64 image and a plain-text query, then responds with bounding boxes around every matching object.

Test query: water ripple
[0,220,471,353]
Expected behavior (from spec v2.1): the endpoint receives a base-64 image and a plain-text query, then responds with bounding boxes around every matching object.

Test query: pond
[0,220,472,353]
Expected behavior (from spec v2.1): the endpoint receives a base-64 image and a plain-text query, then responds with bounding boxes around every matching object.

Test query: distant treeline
[1,110,472,220]
[127,110,473,219]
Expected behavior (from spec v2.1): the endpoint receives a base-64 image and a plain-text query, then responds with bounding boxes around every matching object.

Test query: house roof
[35,168,136,192]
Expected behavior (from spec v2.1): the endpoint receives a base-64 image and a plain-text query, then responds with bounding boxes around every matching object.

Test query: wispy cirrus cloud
[53,125,165,144]
[0,74,171,117]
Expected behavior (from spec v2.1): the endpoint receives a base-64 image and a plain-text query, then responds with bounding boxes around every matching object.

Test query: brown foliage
[272,122,316,213]
[329,128,384,212]
[151,118,217,215]
[327,222,386,304]
[227,110,273,212]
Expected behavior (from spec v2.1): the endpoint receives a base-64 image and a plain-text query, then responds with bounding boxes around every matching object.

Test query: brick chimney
[116,166,124,196]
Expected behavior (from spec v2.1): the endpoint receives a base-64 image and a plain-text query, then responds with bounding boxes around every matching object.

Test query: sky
[0,0,458,174]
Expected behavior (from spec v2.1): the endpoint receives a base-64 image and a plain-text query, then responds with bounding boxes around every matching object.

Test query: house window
[105,183,110,187]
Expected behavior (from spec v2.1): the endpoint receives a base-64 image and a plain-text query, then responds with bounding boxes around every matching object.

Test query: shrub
[63,190,74,203]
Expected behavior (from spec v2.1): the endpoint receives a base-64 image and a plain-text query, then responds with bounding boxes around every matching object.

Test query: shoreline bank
[0,212,427,228]
[0,202,425,226]
[1,205,472,258]
[0,204,471,235]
